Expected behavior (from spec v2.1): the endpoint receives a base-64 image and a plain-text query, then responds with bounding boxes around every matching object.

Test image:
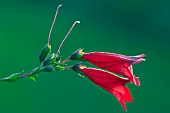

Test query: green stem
[0,63,70,82]
[18,67,39,79]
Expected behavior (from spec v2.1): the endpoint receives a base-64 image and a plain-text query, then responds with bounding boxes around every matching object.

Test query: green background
[0,0,169,113]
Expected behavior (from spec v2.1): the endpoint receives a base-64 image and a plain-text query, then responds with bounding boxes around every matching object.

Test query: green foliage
[28,76,36,82]
[1,70,24,82]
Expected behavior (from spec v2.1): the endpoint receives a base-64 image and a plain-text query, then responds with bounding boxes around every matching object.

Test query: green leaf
[2,70,24,82]
[28,76,36,82]
[34,74,39,78]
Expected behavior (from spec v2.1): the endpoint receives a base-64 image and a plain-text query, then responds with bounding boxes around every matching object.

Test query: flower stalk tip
[48,4,62,45]
[56,20,81,55]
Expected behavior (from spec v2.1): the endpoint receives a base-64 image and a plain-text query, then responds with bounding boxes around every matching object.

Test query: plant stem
[18,67,39,79]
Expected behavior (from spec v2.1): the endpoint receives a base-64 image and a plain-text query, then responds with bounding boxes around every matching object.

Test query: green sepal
[28,76,36,82]
[44,53,57,66]
[55,65,64,71]
[54,55,61,65]
[54,61,59,65]
[39,44,51,63]
[28,74,38,82]
[72,64,86,76]
[34,74,39,78]
[69,48,84,60]
[2,70,24,82]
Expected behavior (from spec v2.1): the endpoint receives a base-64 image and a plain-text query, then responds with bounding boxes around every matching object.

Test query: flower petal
[82,52,145,86]
[72,64,133,111]
[105,85,133,111]
[82,67,129,88]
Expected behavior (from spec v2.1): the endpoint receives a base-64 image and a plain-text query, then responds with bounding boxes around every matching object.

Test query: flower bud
[39,44,51,63]
[44,53,56,66]
[44,66,55,72]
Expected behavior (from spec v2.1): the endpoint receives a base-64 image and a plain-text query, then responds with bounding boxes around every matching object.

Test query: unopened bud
[44,66,55,72]
[44,53,56,66]
[39,44,51,63]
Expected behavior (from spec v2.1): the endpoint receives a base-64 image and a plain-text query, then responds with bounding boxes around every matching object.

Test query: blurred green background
[0,0,169,113]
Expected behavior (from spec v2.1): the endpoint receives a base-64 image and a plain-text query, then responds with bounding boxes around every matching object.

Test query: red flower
[69,49,145,86]
[72,64,133,111]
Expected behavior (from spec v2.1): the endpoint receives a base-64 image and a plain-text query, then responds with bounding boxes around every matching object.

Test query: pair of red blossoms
[68,48,145,111]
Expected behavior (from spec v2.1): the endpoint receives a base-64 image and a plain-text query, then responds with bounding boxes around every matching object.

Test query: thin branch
[48,4,62,45]
[18,68,38,78]
[56,21,80,55]
[0,68,39,82]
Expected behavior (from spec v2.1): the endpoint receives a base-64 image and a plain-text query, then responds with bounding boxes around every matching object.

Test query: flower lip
[117,54,146,64]
[69,48,84,60]
[131,54,146,64]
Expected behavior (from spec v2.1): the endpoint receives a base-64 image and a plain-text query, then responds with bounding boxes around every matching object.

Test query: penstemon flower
[66,48,145,86]
[72,64,133,111]
[0,4,146,112]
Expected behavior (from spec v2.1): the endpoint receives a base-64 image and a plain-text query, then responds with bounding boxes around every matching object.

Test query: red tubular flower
[72,64,133,111]
[69,48,145,86]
